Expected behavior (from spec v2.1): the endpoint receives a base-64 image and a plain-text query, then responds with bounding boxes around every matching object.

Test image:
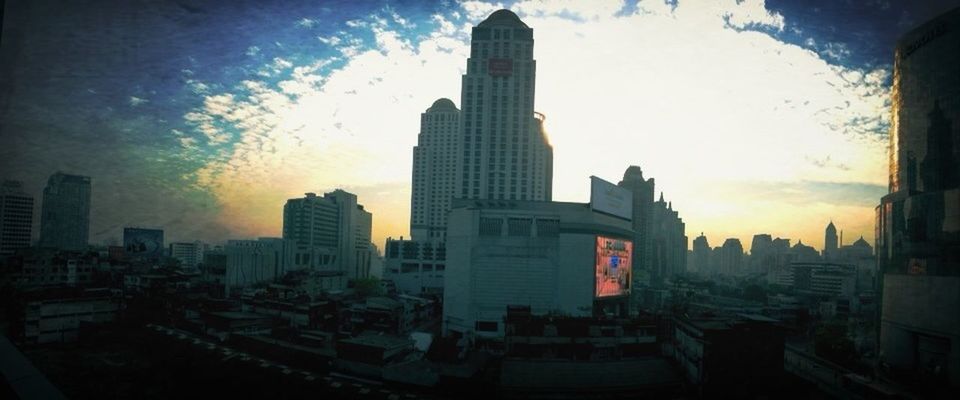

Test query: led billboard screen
[595,236,632,298]
[123,227,165,261]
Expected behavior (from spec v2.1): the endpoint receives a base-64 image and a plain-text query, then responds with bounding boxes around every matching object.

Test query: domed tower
[457,9,552,202]
[410,98,460,241]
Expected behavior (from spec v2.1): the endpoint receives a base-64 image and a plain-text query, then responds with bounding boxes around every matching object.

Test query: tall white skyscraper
[0,180,34,257]
[410,98,461,241]
[39,172,91,251]
[457,9,552,202]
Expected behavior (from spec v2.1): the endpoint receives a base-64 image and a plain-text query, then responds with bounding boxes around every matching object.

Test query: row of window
[478,217,559,237]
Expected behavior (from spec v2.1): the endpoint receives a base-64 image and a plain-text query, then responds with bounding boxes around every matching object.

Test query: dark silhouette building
[691,233,710,276]
[0,180,33,257]
[823,221,838,260]
[617,166,686,291]
[719,238,743,276]
[876,6,960,390]
[38,172,91,251]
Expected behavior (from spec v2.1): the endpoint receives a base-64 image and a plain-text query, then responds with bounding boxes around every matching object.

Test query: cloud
[317,35,342,46]
[129,96,149,106]
[176,0,890,249]
[297,18,317,28]
[246,46,260,56]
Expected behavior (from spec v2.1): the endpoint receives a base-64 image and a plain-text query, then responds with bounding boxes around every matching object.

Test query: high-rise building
[720,238,743,276]
[823,221,838,259]
[750,234,774,274]
[283,190,373,281]
[39,172,91,251]
[691,233,710,275]
[618,166,655,283]
[410,98,461,241]
[649,193,686,280]
[457,9,552,202]
[618,166,686,287]
[876,7,960,389]
[0,180,33,257]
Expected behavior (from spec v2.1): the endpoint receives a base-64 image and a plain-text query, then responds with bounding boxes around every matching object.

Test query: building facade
[170,241,205,270]
[283,190,373,281]
[443,196,634,340]
[457,9,552,203]
[876,7,960,389]
[224,238,294,297]
[382,237,445,296]
[0,180,33,257]
[39,172,91,251]
[410,98,460,241]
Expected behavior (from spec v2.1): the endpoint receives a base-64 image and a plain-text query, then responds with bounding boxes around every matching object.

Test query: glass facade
[877,7,960,389]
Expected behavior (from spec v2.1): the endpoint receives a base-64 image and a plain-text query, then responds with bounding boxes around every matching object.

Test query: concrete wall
[881,274,960,385]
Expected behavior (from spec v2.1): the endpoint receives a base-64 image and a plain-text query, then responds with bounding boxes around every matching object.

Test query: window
[536,219,560,237]
[508,218,532,237]
[479,217,502,236]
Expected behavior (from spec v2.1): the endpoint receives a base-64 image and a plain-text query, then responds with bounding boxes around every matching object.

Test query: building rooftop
[427,98,458,112]
[478,9,529,28]
[341,334,413,350]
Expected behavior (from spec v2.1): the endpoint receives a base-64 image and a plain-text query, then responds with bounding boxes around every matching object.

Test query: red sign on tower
[488,58,513,76]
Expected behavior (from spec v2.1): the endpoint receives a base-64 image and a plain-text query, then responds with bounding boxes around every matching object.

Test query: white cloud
[181,0,890,248]
[297,18,317,28]
[318,35,342,46]
[129,96,149,106]
[246,46,260,56]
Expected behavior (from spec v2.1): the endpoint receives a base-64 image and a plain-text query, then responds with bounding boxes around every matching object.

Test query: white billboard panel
[590,176,633,220]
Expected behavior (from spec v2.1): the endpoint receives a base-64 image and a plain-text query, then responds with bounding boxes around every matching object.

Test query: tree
[743,284,767,304]
[353,277,384,298]
[814,321,858,369]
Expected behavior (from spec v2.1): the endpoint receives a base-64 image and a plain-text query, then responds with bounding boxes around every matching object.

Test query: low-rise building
[671,314,785,396]
[23,288,119,344]
[382,238,445,296]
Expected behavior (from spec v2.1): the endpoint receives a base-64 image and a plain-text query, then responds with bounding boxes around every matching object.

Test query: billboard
[123,228,164,261]
[595,236,632,298]
[488,58,513,76]
[590,176,633,220]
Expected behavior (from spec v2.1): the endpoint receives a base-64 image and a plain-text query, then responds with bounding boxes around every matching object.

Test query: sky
[2,0,959,253]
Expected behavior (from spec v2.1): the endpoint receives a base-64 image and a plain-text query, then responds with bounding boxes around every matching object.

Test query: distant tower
[618,166,655,283]
[691,233,710,275]
[39,172,91,251]
[410,98,460,241]
[457,9,553,202]
[824,221,838,259]
[720,238,744,276]
[0,180,34,256]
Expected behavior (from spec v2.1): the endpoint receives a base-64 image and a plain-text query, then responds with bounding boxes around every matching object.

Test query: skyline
[4,0,960,251]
